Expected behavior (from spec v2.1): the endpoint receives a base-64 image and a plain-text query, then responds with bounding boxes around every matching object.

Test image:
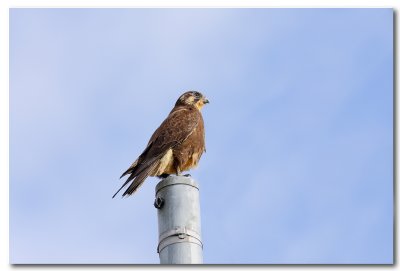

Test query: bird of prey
[113,91,209,198]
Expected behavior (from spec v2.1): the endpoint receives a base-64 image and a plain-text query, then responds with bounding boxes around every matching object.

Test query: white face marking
[186,96,195,104]
[179,94,197,105]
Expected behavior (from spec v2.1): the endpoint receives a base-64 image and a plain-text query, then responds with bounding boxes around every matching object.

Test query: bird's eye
[193,91,201,98]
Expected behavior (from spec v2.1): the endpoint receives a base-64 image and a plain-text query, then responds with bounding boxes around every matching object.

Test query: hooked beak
[203,97,210,104]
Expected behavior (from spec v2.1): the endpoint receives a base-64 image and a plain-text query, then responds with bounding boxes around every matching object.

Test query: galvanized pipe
[155,175,203,264]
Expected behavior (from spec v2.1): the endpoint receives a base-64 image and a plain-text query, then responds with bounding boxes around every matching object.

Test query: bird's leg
[183,174,191,177]
[175,166,181,176]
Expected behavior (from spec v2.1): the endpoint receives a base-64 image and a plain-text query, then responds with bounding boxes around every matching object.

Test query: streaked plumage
[113,91,209,198]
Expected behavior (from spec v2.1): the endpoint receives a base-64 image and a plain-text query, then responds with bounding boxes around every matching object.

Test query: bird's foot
[183,174,191,177]
[158,174,170,179]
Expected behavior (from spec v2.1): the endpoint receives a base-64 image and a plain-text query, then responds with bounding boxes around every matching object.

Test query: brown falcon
[113,91,209,198]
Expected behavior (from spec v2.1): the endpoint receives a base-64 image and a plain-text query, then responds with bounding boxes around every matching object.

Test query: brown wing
[113,105,201,198]
[146,106,201,162]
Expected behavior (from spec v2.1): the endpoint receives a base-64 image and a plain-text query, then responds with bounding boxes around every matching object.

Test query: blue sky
[10,8,393,264]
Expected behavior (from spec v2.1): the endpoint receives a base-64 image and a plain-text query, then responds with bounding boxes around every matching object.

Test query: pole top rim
[155,175,199,193]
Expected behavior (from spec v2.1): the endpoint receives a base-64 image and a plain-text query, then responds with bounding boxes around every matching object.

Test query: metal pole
[154,175,203,264]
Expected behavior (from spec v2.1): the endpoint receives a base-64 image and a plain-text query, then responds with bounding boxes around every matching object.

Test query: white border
[1,1,397,271]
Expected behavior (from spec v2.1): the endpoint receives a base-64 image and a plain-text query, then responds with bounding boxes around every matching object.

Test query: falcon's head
[176,91,210,110]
